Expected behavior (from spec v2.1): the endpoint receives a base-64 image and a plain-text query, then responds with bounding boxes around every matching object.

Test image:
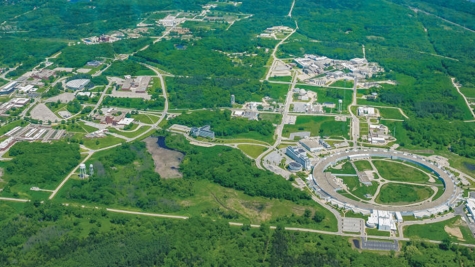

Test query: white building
[357,106,375,116]
[117,118,134,126]
[366,210,397,231]
[467,198,475,218]
[18,85,35,93]
[66,79,90,90]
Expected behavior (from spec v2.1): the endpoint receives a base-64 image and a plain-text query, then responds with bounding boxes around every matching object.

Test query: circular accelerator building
[310,148,462,218]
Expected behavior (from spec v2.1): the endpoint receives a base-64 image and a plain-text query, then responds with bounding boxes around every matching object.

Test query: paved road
[256,72,298,169]
[0,197,29,202]
[452,77,475,119]
[107,208,188,219]
[89,81,112,117]
[349,78,359,147]
[49,64,170,200]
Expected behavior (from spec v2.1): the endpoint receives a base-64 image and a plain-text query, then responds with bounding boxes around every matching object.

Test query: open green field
[378,107,406,120]
[237,144,267,159]
[327,161,356,175]
[108,125,152,139]
[82,135,124,150]
[77,121,99,133]
[267,83,290,102]
[460,87,475,98]
[373,160,429,183]
[131,114,159,124]
[353,160,373,171]
[283,116,349,138]
[268,76,292,82]
[259,113,282,124]
[366,228,390,237]
[340,176,379,200]
[330,79,354,88]
[376,184,433,205]
[405,216,475,244]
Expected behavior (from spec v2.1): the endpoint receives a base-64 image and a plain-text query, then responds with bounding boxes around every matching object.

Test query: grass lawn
[376,184,433,204]
[267,83,290,102]
[366,228,390,237]
[0,120,25,136]
[327,161,357,175]
[405,216,475,244]
[330,79,354,88]
[237,145,267,158]
[220,131,275,144]
[77,121,98,133]
[259,113,282,124]
[353,160,373,171]
[268,76,292,82]
[283,116,349,138]
[131,114,157,124]
[373,160,429,183]
[340,176,379,199]
[378,107,406,120]
[109,125,152,139]
[82,135,124,149]
[460,87,475,98]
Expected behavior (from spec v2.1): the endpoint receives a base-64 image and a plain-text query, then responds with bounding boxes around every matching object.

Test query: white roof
[66,79,90,89]
[118,118,134,125]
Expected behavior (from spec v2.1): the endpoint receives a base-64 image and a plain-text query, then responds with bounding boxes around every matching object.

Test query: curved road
[312,149,458,213]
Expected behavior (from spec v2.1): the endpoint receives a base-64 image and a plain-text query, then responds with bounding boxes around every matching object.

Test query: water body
[463,162,475,172]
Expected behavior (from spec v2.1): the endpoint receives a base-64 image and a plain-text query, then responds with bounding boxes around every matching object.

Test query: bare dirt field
[144,137,183,179]
[31,103,59,122]
[444,225,465,241]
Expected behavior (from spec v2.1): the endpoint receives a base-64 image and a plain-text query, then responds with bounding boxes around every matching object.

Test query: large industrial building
[366,210,399,231]
[286,146,311,170]
[0,81,17,95]
[66,79,90,90]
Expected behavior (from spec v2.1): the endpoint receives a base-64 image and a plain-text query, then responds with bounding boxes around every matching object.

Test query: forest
[0,200,473,266]
[165,134,307,202]
[2,142,80,189]
[102,96,164,110]
[170,110,275,139]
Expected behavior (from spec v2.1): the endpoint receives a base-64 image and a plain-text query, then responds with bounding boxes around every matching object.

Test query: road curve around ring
[312,149,456,212]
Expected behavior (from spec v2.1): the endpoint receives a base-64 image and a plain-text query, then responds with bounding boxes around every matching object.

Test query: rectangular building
[286,146,311,170]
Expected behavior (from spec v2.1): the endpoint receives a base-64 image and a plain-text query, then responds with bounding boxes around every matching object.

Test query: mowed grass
[131,114,154,124]
[340,176,379,199]
[366,228,390,237]
[82,135,124,150]
[378,107,406,120]
[353,160,373,171]
[327,161,357,175]
[267,83,290,102]
[376,184,433,204]
[283,116,349,138]
[405,216,475,244]
[238,145,268,159]
[259,113,282,124]
[268,76,292,82]
[460,87,475,98]
[77,121,99,133]
[373,160,429,183]
[109,125,152,139]
[330,79,354,88]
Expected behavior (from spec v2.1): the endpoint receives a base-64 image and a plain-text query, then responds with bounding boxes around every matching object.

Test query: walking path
[452,77,475,120]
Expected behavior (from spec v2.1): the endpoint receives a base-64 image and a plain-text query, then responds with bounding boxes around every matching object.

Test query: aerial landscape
[1,0,475,266]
